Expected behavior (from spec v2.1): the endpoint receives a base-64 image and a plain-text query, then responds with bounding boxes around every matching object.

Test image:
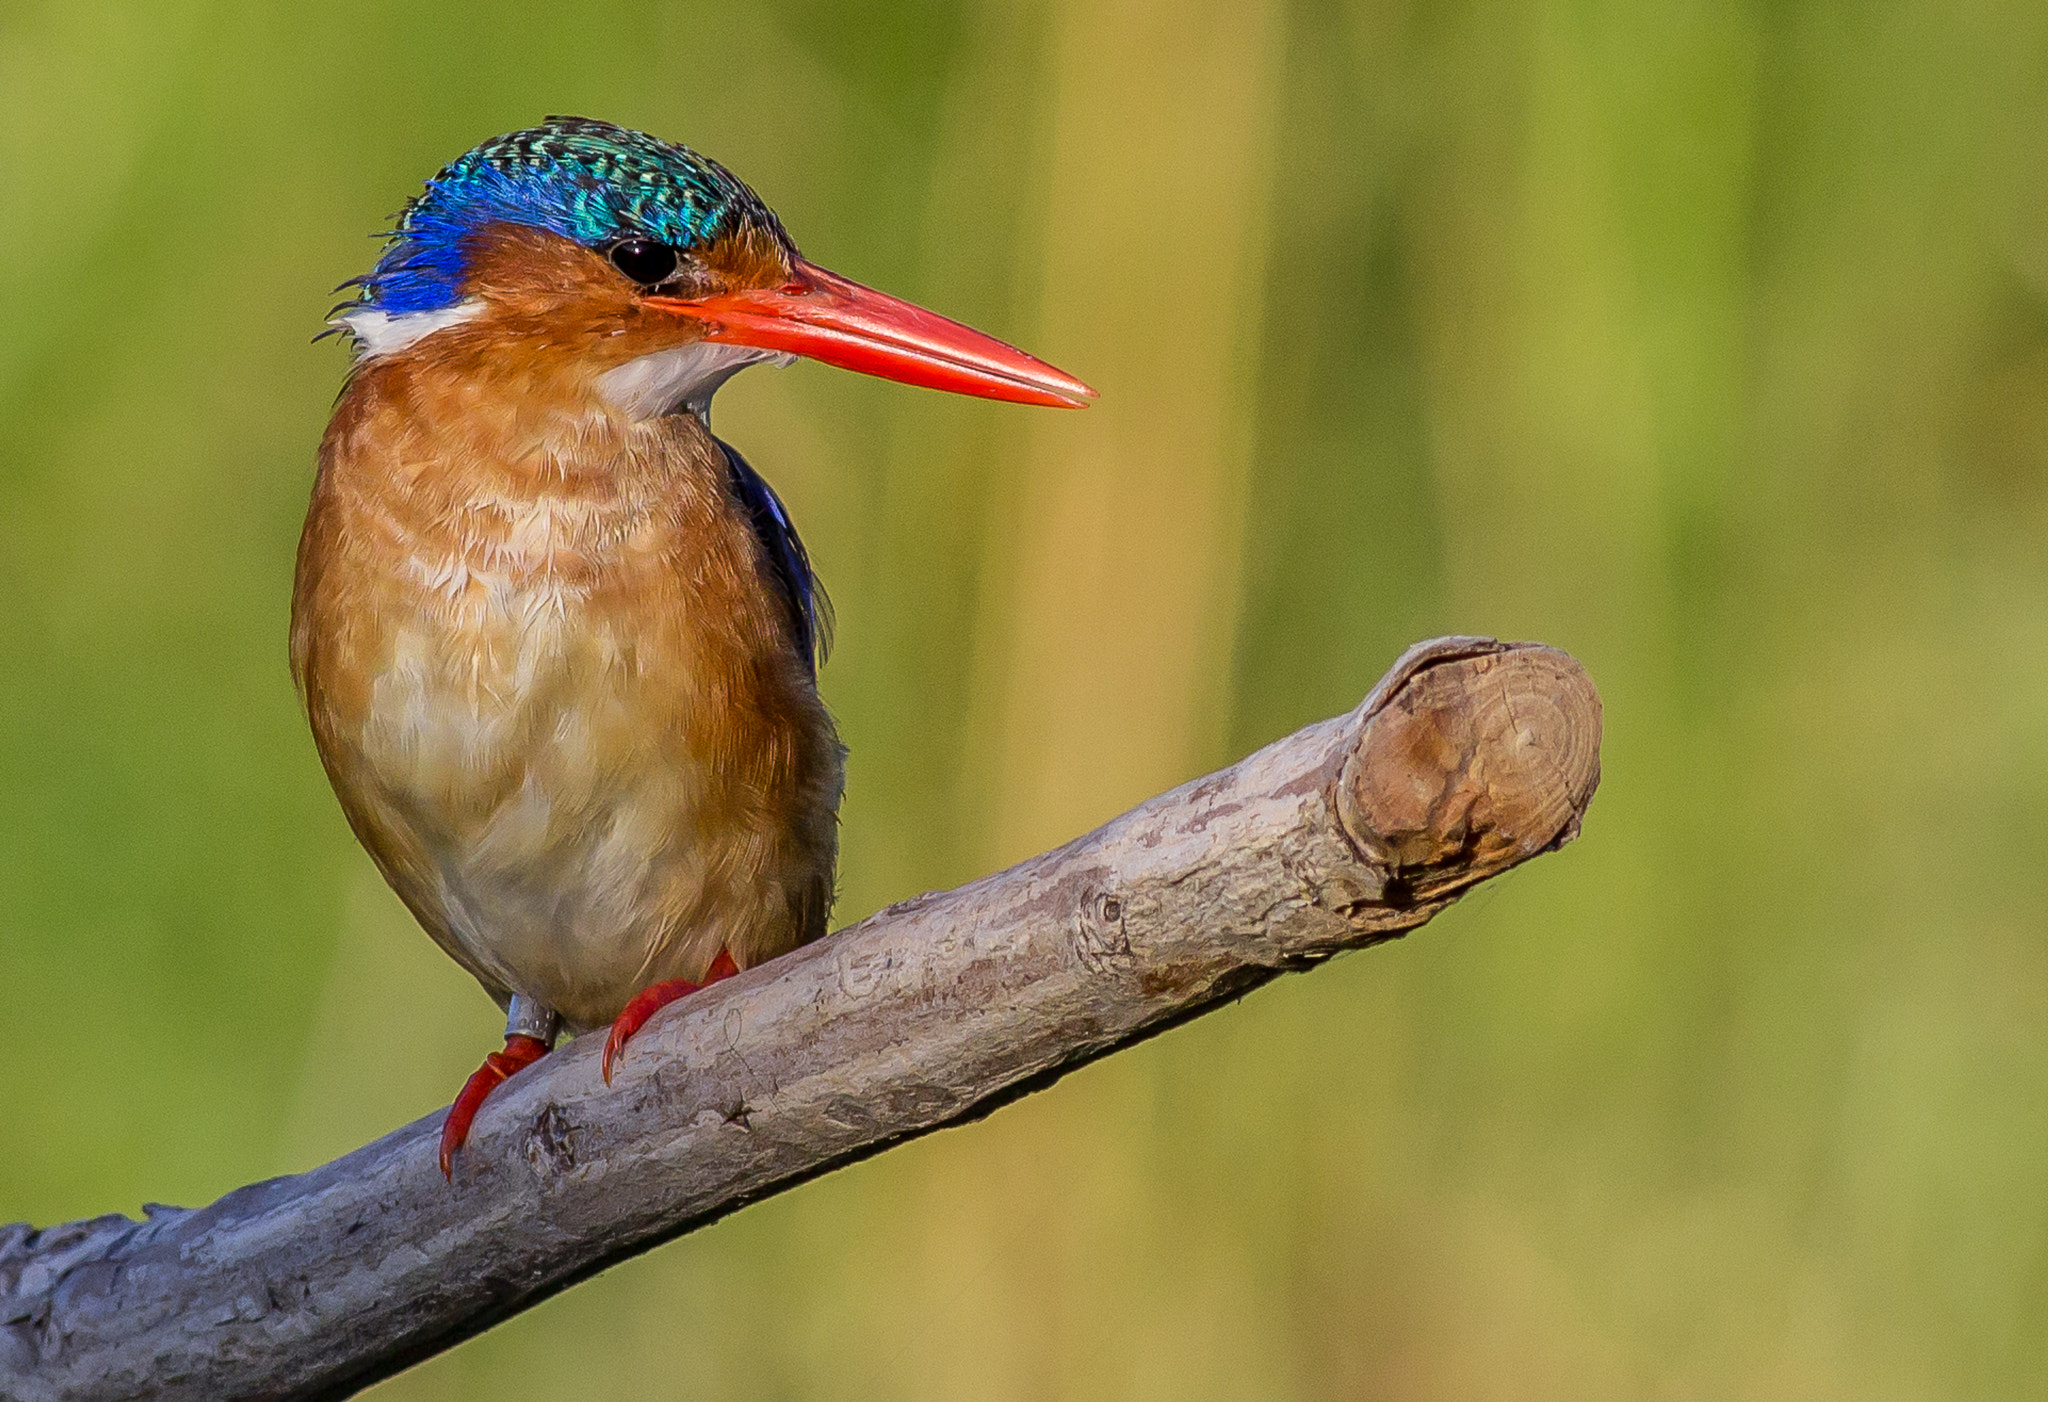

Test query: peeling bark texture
[0,636,1601,1402]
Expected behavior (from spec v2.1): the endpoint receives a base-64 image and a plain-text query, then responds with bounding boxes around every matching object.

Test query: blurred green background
[5,0,2048,1396]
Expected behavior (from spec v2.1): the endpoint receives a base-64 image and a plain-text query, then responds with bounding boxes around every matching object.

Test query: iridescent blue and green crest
[357,117,788,314]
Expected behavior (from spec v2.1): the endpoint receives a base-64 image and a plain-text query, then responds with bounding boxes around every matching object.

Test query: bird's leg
[439,995,560,1179]
[602,948,741,1084]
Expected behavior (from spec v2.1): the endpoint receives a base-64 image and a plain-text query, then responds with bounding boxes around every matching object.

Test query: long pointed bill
[642,260,1095,409]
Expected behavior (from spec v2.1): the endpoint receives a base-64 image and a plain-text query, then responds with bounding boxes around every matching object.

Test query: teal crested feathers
[356,116,791,315]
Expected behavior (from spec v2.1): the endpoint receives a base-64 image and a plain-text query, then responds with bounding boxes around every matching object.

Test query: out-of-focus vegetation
[5,0,2048,1395]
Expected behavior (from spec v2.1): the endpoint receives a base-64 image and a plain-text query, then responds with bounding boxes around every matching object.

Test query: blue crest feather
[360,116,788,314]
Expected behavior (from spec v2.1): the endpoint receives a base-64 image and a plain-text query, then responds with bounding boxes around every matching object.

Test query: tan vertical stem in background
[971,0,1286,867]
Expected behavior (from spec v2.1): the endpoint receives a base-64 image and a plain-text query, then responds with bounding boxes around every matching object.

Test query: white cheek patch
[330,299,793,417]
[333,300,487,359]
[596,341,795,420]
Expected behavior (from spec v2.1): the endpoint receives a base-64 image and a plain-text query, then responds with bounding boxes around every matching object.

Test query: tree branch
[0,636,1601,1402]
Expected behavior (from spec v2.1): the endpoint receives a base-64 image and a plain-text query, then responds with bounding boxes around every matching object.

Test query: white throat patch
[332,300,487,359]
[596,342,796,420]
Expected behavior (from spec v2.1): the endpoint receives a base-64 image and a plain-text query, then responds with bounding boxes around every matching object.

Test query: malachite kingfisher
[291,117,1092,1178]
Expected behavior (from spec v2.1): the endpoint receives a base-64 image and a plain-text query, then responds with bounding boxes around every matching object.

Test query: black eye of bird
[609,238,681,286]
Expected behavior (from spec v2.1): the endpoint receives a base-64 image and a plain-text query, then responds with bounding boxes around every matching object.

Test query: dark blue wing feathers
[717,437,829,678]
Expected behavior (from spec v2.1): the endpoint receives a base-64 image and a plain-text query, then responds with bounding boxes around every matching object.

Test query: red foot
[602,948,741,1084]
[439,1033,552,1180]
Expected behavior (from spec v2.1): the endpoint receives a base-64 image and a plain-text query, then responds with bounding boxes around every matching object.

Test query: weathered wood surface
[0,636,1601,1402]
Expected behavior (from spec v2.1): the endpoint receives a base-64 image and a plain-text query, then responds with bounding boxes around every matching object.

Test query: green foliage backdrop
[4,0,2047,1395]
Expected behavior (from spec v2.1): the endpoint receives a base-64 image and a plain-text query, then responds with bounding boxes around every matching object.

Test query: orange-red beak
[642,259,1095,409]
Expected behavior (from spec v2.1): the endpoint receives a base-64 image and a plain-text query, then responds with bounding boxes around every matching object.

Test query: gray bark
[0,636,1601,1402]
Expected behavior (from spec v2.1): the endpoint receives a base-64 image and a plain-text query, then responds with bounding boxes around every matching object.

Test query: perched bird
[292,117,1091,1177]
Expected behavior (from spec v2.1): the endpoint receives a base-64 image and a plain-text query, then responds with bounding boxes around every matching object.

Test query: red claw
[439,1033,552,1180]
[602,948,741,1084]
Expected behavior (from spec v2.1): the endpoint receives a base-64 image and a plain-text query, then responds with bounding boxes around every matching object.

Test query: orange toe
[602,948,741,1084]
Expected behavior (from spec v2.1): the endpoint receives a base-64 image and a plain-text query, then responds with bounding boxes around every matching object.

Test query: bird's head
[332,116,1093,417]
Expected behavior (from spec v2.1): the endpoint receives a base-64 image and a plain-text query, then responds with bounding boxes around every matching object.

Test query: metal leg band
[505,994,561,1045]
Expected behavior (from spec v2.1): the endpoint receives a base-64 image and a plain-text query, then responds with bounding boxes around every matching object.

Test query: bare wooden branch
[0,636,1600,1402]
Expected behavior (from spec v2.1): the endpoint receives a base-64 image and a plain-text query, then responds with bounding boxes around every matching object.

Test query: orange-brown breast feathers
[292,326,841,1031]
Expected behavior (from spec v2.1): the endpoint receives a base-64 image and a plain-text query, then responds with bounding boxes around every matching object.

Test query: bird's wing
[715,436,831,677]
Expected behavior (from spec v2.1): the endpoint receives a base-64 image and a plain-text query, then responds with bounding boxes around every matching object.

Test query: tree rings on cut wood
[1337,637,1602,906]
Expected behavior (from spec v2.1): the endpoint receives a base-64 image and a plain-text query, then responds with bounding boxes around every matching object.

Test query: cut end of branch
[1336,639,1602,904]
